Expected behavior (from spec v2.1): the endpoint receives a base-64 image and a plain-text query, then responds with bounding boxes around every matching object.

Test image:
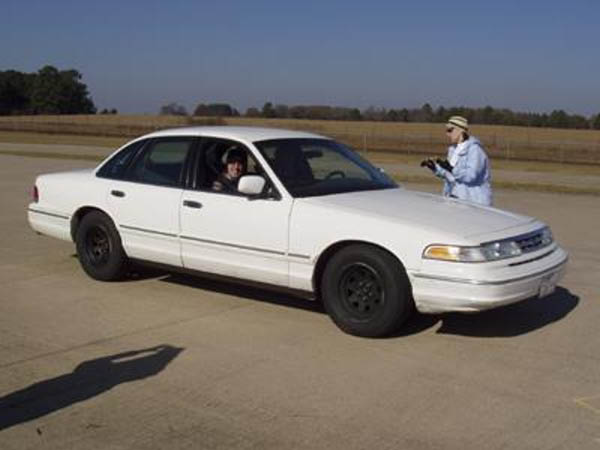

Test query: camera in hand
[436,158,453,172]
[420,159,436,172]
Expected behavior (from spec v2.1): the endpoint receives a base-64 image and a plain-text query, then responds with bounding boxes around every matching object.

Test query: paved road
[1,153,599,449]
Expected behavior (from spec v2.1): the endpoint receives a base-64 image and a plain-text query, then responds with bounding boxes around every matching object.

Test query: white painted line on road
[574,395,600,415]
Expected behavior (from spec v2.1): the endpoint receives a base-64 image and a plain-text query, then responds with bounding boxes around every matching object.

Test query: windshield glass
[253,138,397,198]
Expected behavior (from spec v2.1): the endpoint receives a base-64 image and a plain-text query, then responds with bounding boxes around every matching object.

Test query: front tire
[76,211,128,281]
[321,244,413,337]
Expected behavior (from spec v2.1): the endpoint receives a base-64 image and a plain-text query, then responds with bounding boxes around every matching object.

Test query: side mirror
[238,175,266,196]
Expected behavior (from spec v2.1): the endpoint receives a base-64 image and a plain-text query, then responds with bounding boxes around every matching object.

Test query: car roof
[141,126,329,142]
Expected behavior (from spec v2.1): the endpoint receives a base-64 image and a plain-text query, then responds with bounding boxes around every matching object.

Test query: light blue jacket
[435,137,493,206]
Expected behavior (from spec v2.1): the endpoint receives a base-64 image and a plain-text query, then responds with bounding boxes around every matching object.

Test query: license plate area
[538,271,558,298]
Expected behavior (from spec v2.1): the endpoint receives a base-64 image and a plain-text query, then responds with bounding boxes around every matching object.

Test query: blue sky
[3,0,599,116]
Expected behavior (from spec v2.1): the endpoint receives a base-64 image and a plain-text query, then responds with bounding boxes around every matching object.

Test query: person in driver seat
[212,147,247,193]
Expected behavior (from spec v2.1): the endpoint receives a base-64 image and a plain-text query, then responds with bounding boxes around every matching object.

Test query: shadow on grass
[0,345,183,431]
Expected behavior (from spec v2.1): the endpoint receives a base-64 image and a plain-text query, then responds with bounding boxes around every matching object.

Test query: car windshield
[253,138,397,197]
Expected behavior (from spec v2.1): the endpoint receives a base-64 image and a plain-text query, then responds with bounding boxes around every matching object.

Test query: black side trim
[130,258,316,299]
[28,208,69,220]
[288,253,311,260]
[180,235,285,256]
[118,227,311,259]
[120,224,178,238]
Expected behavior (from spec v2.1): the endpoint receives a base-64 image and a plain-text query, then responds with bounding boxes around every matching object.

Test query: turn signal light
[31,185,39,203]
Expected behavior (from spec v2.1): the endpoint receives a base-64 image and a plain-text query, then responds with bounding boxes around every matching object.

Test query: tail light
[31,185,39,203]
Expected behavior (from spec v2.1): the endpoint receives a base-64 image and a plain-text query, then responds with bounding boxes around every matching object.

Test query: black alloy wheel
[76,211,128,281]
[321,244,414,337]
[84,224,111,267]
[338,262,385,320]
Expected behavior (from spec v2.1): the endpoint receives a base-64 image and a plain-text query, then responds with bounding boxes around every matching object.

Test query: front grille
[514,231,547,253]
[509,249,555,266]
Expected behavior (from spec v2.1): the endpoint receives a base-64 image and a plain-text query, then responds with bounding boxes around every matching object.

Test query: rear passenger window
[96,139,147,179]
[129,138,194,187]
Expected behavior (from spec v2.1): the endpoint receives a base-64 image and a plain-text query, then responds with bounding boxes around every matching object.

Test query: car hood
[298,188,538,240]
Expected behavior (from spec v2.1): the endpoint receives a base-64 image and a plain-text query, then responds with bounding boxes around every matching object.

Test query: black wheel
[75,211,128,281]
[321,244,413,337]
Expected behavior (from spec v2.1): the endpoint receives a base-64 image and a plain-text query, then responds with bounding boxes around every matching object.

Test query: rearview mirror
[238,175,266,196]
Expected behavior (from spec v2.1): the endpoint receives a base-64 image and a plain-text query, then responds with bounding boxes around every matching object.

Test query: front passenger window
[129,138,193,187]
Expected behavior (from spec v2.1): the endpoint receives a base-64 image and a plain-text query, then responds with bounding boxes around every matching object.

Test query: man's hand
[420,158,436,173]
[436,158,453,172]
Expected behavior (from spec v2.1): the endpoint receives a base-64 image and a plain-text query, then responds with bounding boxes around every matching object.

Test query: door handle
[111,190,125,198]
[183,200,202,209]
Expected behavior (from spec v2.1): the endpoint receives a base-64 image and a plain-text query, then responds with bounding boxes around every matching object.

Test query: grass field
[1,114,599,164]
[0,115,599,195]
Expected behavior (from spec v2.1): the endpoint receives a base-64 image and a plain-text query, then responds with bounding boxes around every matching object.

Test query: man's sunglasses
[445,127,455,133]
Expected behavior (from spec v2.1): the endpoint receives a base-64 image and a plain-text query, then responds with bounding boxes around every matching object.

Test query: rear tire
[321,244,413,337]
[76,211,128,281]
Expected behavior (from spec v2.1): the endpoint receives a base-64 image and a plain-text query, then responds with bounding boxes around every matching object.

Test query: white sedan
[28,126,568,337]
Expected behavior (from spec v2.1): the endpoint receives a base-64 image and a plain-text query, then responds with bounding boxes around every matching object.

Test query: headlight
[423,242,521,262]
[540,227,553,246]
[481,240,522,260]
[422,245,488,262]
[423,227,554,263]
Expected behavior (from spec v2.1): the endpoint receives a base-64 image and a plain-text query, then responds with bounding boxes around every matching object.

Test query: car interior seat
[272,142,314,184]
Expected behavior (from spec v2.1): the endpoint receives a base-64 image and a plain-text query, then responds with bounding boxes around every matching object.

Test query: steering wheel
[325,170,345,180]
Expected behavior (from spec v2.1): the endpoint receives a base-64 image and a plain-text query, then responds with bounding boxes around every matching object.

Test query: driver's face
[226,160,244,179]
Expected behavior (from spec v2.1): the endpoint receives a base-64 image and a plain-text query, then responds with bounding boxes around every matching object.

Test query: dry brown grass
[0,121,598,196]
[0,114,599,164]
[0,131,127,148]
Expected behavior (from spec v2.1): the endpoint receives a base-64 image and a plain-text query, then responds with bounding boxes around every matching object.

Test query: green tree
[420,103,434,122]
[245,107,261,117]
[547,110,569,128]
[160,102,188,116]
[29,66,95,114]
[0,70,33,114]
[262,102,275,118]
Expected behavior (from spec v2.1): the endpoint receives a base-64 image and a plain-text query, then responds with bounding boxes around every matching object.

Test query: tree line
[181,101,600,130]
[0,66,96,115]
[2,66,598,129]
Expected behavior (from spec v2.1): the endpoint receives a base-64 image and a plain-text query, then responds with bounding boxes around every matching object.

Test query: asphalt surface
[1,152,599,449]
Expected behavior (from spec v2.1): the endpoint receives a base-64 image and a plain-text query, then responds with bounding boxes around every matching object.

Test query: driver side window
[193,138,268,196]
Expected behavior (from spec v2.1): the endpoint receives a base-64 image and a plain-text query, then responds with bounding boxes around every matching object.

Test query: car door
[106,136,196,267]
[179,138,292,286]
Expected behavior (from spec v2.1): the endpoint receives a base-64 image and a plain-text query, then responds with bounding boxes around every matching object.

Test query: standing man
[421,116,492,206]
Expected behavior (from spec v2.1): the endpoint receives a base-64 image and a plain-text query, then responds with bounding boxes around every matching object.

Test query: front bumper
[409,246,568,314]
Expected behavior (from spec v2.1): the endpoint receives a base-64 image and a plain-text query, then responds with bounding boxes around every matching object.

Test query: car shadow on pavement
[0,345,183,432]
[393,287,578,338]
[71,255,169,282]
[161,272,326,314]
[437,287,578,337]
[128,267,577,339]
